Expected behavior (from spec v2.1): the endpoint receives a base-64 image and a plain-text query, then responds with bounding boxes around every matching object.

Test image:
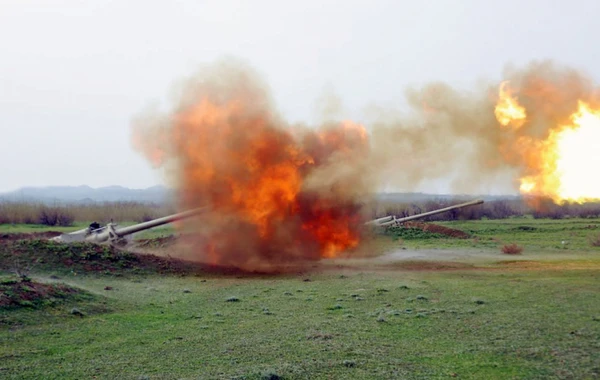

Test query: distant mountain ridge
[0,185,173,204]
[0,186,520,205]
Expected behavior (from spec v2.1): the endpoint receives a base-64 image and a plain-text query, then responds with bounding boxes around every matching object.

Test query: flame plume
[493,74,600,204]
[503,100,600,203]
[131,61,371,272]
[495,81,527,128]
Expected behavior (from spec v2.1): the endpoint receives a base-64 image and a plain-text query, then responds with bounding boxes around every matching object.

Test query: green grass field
[394,217,600,251]
[1,218,599,379]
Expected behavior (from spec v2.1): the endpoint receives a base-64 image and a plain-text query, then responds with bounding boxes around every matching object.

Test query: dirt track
[376,247,491,262]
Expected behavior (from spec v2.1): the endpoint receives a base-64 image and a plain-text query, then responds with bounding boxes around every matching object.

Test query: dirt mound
[0,239,213,276]
[0,278,86,309]
[0,231,62,242]
[134,235,177,249]
[402,222,471,239]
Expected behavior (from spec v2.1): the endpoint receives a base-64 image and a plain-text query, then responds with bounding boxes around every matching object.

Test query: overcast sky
[1,0,599,193]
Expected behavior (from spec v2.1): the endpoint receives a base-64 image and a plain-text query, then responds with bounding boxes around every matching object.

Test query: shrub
[38,207,75,226]
[589,234,600,247]
[490,200,519,219]
[56,210,75,226]
[501,243,523,255]
[38,207,58,226]
[138,212,155,223]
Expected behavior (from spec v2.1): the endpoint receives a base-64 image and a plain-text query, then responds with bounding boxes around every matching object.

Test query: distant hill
[0,186,520,205]
[0,185,173,204]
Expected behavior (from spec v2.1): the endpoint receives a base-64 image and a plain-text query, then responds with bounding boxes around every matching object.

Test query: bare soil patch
[402,222,471,239]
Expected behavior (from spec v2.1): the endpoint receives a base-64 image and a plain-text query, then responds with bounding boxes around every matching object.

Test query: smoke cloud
[368,60,599,195]
[131,59,373,272]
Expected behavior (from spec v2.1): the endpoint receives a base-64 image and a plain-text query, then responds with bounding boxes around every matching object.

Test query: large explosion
[132,59,600,270]
[367,60,600,203]
[494,81,600,203]
[131,61,373,271]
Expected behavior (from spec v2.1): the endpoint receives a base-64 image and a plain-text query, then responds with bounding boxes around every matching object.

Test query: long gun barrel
[114,207,208,237]
[364,215,394,226]
[367,199,484,228]
[51,207,208,245]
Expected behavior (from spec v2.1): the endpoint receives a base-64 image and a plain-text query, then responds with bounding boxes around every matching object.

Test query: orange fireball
[132,67,370,271]
[495,81,526,128]
[495,82,600,204]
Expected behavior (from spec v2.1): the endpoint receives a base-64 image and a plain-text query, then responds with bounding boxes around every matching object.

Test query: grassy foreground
[1,218,600,379]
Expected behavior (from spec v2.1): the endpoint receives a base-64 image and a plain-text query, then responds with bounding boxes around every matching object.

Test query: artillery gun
[365,199,484,228]
[48,199,483,246]
[50,207,208,246]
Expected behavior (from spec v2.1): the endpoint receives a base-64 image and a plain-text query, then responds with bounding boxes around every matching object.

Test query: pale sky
[1,0,599,193]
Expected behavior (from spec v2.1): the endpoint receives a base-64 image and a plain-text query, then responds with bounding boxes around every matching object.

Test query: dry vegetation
[588,233,600,247]
[501,243,524,255]
[369,197,600,221]
[2,197,600,227]
[0,202,176,226]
